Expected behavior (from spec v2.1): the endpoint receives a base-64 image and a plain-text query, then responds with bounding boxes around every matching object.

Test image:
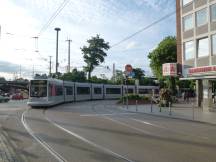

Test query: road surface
[1,100,216,162]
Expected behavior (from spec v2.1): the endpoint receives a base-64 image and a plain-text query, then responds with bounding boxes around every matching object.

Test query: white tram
[27,78,159,107]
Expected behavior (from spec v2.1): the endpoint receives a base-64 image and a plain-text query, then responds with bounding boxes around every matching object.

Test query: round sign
[125,64,133,72]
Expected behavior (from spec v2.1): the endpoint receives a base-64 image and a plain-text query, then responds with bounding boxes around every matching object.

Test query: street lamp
[54,27,61,74]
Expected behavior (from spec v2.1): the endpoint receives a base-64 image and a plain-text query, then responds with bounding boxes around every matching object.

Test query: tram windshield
[30,80,47,97]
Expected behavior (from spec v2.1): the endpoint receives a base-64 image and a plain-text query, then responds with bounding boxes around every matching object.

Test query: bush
[119,94,150,103]
[158,88,172,107]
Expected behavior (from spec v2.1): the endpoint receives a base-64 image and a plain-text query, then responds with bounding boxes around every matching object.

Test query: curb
[118,106,216,126]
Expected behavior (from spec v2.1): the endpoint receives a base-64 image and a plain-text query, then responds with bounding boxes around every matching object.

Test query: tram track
[22,107,135,162]
[21,109,67,162]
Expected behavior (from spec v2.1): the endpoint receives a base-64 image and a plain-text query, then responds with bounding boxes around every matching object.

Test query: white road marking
[80,113,136,117]
[131,118,163,128]
[131,118,209,140]
[45,115,135,162]
[104,117,154,136]
[21,109,67,162]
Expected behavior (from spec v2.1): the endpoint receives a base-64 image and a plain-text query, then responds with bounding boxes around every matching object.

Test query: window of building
[211,4,216,22]
[183,14,193,31]
[212,34,216,55]
[196,8,207,27]
[198,37,209,57]
[77,87,90,95]
[182,0,193,6]
[184,41,194,60]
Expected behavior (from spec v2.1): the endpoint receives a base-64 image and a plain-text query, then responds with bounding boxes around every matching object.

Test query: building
[176,0,216,111]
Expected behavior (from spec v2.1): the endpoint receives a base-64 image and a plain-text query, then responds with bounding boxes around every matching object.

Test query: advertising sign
[162,63,177,76]
[188,66,216,76]
[125,64,135,78]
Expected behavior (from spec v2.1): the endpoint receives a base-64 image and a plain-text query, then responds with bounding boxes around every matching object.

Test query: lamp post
[54,27,61,75]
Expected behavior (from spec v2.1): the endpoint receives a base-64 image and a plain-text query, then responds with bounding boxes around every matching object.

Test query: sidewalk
[118,102,216,125]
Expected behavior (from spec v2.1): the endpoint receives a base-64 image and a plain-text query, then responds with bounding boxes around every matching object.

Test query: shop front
[182,66,216,112]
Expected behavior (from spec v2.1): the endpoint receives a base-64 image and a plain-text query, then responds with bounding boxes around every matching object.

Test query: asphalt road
[1,100,216,162]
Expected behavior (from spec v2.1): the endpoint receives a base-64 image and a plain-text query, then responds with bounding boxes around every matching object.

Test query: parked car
[11,94,24,100]
[0,95,10,103]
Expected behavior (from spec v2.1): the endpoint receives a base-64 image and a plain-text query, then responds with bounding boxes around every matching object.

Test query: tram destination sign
[188,66,216,76]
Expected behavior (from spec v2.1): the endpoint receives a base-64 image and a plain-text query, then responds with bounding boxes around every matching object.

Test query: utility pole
[54,27,61,74]
[19,65,21,78]
[32,65,34,78]
[113,63,116,83]
[49,56,52,76]
[32,36,39,52]
[66,39,72,73]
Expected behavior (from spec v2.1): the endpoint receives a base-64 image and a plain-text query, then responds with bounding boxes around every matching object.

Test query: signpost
[124,64,134,109]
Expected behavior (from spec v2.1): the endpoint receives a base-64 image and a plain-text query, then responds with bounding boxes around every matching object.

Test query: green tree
[112,70,124,84]
[133,68,145,81]
[148,36,177,94]
[60,69,86,82]
[148,36,176,79]
[0,77,6,82]
[81,35,110,80]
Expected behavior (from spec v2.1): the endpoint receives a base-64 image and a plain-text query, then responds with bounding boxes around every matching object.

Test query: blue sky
[0,0,176,79]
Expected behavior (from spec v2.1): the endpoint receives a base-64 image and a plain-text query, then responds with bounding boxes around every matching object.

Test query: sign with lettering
[162,63,177,76]
[188,66,216,76]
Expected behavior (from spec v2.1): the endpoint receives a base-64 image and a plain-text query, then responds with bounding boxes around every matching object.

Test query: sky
[0,0,176,80]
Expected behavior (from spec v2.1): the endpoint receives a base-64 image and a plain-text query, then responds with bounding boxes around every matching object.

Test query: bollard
[136,100,138,112]
[169,102,171,115]
[159,105,162,112]
[126,97,128,109]
[192,103,194,120]
[150,98,153,113]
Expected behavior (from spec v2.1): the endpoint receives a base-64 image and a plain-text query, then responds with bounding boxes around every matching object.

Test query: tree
[133,68,145,81]
[60,69,86,82]
[0,77,6,82]
[111,70,124,84]
[81,35,110,80]
[148,36,176,79]
[148,36,177,94]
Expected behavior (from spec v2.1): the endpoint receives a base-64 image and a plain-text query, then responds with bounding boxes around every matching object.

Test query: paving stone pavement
[0,128,21,162]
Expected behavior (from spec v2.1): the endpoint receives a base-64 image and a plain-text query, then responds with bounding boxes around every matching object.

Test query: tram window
[65,86,73,95]
[128,89,134,94]
[94,88,102,94]
[77,87,90,95]
[106,88,121,94]
[56,86,63,96]
[139,89,152,94]
[30,80,47,97]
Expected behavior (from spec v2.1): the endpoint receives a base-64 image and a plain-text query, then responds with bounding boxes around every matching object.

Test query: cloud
[125,41,137,50]
[1,0,176,79]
